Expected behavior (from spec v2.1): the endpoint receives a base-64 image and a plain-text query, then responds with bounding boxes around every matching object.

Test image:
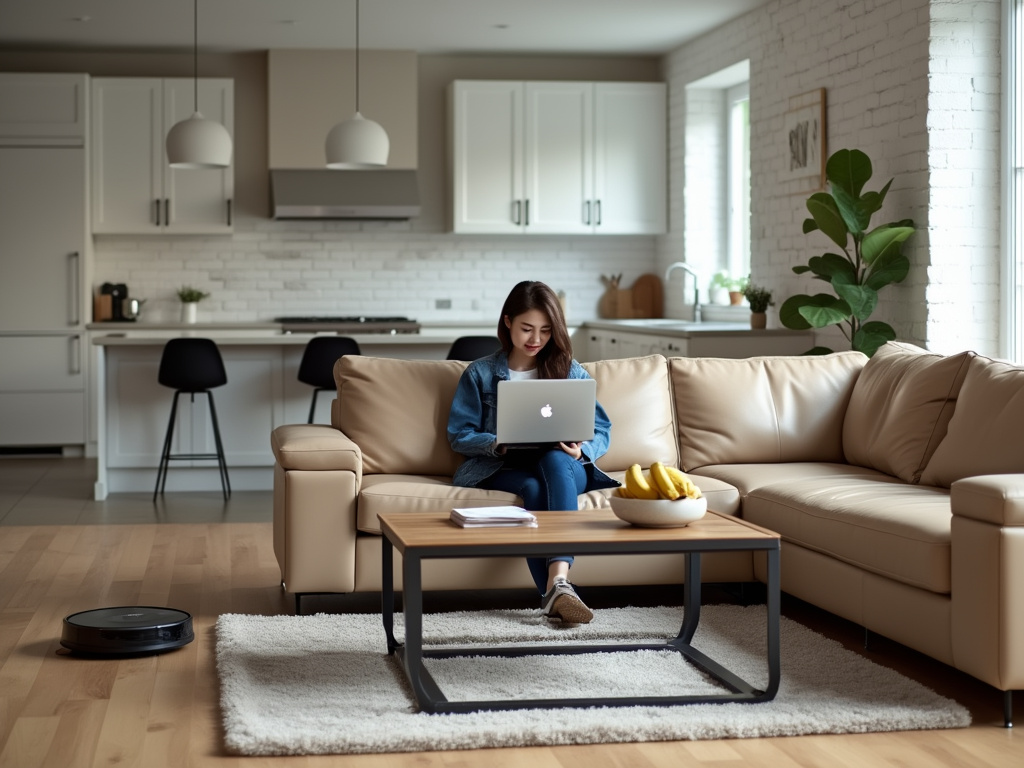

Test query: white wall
[660,0,1003,355]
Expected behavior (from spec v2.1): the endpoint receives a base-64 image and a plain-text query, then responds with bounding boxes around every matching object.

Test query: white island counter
[89,324,494,499]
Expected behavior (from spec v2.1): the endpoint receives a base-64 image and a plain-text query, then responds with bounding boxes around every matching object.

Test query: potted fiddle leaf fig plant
[779,148,915,357]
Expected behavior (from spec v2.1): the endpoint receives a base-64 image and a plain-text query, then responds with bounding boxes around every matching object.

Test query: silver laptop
[495,379,597,446]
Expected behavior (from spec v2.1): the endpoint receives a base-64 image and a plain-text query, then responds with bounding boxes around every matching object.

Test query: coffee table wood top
[377,508,779,556]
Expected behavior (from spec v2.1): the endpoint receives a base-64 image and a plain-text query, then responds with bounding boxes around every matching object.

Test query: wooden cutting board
[630,273,664,318]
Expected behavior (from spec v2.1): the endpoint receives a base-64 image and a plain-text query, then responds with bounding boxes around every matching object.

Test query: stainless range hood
[270,169,420,220]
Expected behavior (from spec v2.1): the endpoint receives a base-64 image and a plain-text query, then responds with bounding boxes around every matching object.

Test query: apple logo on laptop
[540,403,553,418]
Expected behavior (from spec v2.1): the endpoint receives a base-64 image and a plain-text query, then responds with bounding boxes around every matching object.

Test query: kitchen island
[89,323,495,499]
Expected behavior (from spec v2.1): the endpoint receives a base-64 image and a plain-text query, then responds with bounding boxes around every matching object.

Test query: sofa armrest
[271,423,362,478]
[271,424,363,595]
[950,474,1024,526]
[950,473,1024,691]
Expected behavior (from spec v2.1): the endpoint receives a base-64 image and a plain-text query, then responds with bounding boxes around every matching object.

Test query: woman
[447,280,617,623]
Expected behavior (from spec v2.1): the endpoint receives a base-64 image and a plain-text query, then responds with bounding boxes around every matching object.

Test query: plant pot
[728,291,744,306]
[181,302,198,324]
[750,311,767,329]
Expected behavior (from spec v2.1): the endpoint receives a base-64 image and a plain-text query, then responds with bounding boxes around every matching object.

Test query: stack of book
[450,506,538,528]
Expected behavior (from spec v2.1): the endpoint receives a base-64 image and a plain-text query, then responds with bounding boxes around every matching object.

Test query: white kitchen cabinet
[91,77,234,234]
[0,73,87,143]
[0,139,89,447]
[449,80,666,235]
[580,326,813,362]
[0,335,86,445]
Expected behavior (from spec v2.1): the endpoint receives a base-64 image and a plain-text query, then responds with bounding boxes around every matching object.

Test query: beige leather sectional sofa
[270,342,1023,721]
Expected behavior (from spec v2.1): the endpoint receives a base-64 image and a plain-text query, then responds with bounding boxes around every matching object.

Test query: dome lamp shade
[167,112,233,169]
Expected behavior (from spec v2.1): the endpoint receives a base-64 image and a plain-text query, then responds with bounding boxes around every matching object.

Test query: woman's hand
[559,441,583,461]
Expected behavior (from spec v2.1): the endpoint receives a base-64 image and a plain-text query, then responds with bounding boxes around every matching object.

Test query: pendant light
[166,0,233,169]
[325,0,390,168]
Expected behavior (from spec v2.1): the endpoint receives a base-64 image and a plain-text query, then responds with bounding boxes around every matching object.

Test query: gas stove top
[275,316,421,334]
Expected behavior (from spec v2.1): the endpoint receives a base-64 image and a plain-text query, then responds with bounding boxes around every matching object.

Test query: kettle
[121,298,144,321]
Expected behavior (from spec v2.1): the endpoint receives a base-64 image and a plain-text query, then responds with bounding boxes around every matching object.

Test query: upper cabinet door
[90,78,163,234]
[524,83,592,235]
[449,81,524,234]
[593,83,667,235]
[91,77,233,235]
[162,78,234,233]
[0,73,88,143]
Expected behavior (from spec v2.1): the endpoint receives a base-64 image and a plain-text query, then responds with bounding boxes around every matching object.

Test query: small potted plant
[743,281,773,329]
[709,271,749,305]
[177,285,210,324]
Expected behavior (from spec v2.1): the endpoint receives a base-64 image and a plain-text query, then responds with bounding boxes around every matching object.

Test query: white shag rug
[215,604,970,755]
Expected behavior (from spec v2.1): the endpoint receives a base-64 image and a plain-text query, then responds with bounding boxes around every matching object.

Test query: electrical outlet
[435,298,452,309]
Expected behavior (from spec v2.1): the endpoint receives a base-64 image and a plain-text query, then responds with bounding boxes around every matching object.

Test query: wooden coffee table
[378,508,781,714]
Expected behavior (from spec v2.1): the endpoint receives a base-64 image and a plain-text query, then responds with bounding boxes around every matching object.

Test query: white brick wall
[659,0,1002,355]
[94,224,656,325]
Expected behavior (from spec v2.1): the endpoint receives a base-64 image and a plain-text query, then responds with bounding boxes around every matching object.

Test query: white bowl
[609,493,708,528]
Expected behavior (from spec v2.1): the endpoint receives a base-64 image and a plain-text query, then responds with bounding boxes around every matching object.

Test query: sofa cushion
[742,475,953,594]
[583,355,678,472]
[357,475,517,533]
[842,342,974,483]
[920,355,1024,488]
[670,352,866,471]
[695,462,891,496]
[335,356,467,476]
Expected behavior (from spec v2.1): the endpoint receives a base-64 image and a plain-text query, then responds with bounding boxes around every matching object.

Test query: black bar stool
[446,335,501,361]
[153,338,230,501]
[297,336,361,424]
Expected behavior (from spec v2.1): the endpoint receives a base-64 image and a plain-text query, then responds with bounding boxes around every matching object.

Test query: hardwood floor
[0,458,1020,767]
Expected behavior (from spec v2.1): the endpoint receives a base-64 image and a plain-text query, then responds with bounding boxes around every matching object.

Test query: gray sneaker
[541,577,593,624]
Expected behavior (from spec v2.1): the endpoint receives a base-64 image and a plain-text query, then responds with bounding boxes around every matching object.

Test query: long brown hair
[497,281,572,379]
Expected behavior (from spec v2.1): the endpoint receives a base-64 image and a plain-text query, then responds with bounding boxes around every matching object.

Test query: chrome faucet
[664,261,702,322]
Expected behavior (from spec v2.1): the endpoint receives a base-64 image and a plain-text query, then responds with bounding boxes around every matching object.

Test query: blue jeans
[482,448,588,593]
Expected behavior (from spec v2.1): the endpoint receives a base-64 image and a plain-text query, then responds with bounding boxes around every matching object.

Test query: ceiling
[0,0,771,56]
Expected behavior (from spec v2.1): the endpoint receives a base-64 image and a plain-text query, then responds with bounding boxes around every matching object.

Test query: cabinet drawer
[0,391,85,445]
[0,335,85,391]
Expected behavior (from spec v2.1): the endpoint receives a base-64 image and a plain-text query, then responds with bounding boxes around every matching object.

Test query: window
[1006,0,1023,363]
[727,83,751,280]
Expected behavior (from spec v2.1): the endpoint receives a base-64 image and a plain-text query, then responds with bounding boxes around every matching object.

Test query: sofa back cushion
[334,355,467,476]
[583,355,678,472]
[842,342,974,483]
[919,355,1024,488]
[670,351,866,470]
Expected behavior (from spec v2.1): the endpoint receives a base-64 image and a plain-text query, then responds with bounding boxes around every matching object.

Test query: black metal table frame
[381,529,781,714]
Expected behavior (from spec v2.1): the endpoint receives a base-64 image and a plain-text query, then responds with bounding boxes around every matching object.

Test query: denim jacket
[447,350,617,490]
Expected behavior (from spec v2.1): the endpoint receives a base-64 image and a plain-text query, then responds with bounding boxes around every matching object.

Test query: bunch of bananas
[620,462,702,501]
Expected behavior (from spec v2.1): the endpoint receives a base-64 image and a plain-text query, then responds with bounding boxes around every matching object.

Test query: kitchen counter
[583,319,806,337]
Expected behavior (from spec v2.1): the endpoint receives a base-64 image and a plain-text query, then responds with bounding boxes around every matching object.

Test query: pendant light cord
[192,0,199,113]
[354,0,361,112]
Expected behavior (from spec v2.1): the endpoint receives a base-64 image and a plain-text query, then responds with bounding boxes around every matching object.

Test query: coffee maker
[98,283,131,321]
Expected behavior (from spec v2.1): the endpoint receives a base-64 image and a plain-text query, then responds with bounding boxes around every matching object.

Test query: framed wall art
[784,88,826,190]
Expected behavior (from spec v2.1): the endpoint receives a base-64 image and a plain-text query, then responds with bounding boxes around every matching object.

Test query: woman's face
[504,308,552,360]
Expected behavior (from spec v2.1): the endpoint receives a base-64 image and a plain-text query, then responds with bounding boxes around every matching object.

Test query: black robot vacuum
[61,606,194,656]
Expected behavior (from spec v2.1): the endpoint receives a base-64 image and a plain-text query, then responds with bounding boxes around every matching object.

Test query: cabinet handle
[153,199,161,226]
[583,201,591,225]
[68,251,80,326]
[512,200,522,226]
[69,335,81,376]
[595,200,602,226]
[164,198,170,227]
[227,198,233,226]
[524,199,530,226]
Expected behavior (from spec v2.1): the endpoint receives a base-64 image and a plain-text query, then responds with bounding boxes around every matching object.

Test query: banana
[649,462,681,500]
[625,464,659,500]
[665,465,703,499]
